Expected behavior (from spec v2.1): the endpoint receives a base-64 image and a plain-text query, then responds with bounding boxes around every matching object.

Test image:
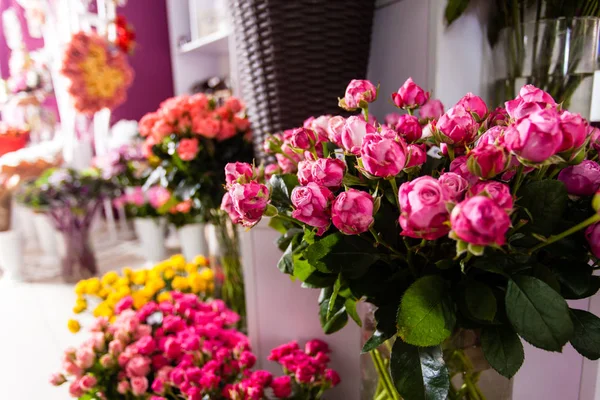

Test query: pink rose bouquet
[220,77,600,400]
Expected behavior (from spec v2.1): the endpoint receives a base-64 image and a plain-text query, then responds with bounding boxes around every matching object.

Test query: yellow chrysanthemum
[72,300,87,314]
[163,267,175,280]
[132,270,148,286]
[171,276,190,291]
[101,271,119,286]
[67,319,80,333]
[116,277,130,288]
[146,278,166,293]
[98,288,110,299]
[170,254,186,271]
[188,273,206,294]
[193,255,208,267]
[185,263,198,274]
[93,303,114,318]
[122,267,134,279]
[117,286,131,297]
[74,281,87,295]
[198,267,215,281]
[156,291,172,303]
[86,278,101,295]
[132,292,149,309]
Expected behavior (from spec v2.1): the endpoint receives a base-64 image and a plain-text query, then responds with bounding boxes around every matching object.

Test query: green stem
[404,238,418,279]
[363,106,370,123]
[369,227,406,260]
[447,145,455,162]
[529,213,600,254]
[272,212,303,227]
[511,164,525,195]
[370,349,400,400]
[388,177,400,210]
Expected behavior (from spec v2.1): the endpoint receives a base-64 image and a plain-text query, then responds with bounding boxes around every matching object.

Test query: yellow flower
[170,254,186,271]
[171,276,190,291]
[98,288,110,299]
[86,278,101,295]
[193,255,208,267]
[157,291,172,303]
[163,267,175,280]
[67,319,80,333]
[123,267,134,279]
[106,292,122,306]
[101,271,119,285]
[198,267,215,282]
[185,263,198,274]
[132,292,149,309]
[93,303,114,318]
[117,286,131,297]
[116,277,130,288]
[148,155,161,167]
[132,270,147,286]
[72,301,87,314]
[74,281,87,295]
[188,273,206,293]
[146,278,166,292]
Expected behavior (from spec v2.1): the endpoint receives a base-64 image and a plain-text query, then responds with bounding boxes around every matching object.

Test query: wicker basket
[229,0,375,161]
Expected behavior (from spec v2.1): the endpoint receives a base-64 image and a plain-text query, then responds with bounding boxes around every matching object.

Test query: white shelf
[179,30,230,55]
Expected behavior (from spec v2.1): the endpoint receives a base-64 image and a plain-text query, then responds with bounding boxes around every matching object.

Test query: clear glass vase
[58,226,97,282]
[493,17,600,118]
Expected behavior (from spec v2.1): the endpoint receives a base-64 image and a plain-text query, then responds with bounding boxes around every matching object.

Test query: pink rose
[76,347,95,369]
[449,156,478,185]
[467,181,513,210]
[327,116,345,146]
[264,164,281,180]
[305,339,330,355]
[558,111,587,152]
[325,369,341,386]
[505,85,556,120]
[586,222,600,258]
[477,126,504,146]
[233,116,250,131]
[139,112,160,137]
[385,113,401,126]
[395,114,422,142]
[436,105,478,145]
[291,183,334,235]
[225,162,254,187]
[450,196,511,246]
[50,373,66,386]
[225,97,243,113]
[487,107,510,126]
[151,120,173,142]
[504,98,543,120]
[100,354,114,368]
[438,172,469,202]
[79,374,97,391]
[503,108,562,162]
[147,186,171,209]
[271,375,292,398]
[405,144,427,168]
[176,138,198,161]
[151,378,165,394]
[193,117,220,138]
[135,336,156,355]
[419,99,444,120]
[126,355,151,378]
[311,158,346,189]
[69,380,84,397]
[304,115,331,141]
[229,182,270,227]
[239,351,257,368]
[290,127,317,150]
[457,93,488,120]
[276,143,302,173]
[343,79,377,109]
[558,160,600,196]
[342,115,377,154]
[115,296,133,314]
[331,189,374,235]
[109,340,124,356]
[360,134,407,178]
[131,376,149,396]
[127,187,145,207]
[217,121,237,141]
[467,143,509,179]
[519,84,556,104]
[392,77,429,109]
[398,176,450,240]
[297,160,314,185]
[590,127,600,152]
[117,380,130,394]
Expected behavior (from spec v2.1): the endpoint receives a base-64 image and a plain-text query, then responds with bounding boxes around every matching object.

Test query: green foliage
[444,0,470,25]
[570,309,600,360]
[481,326,524,378]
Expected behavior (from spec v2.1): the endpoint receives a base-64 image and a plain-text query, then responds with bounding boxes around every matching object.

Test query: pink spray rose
[558,111,587,152]
[221,192,241,224]
[342,115,377,154]
[327,116,345,146]
[69,381,84,397]
[264,164,281,180]
[395,114,422,142]
[131,376,149,396]
[392,77,429,109]
[503,108,562,162]
[325,369,341,386]
[177,138,199,161]
[558,160,600,196]
[487,107,510,126]
[360,134,407,178]
[276,143,302,174]
[385,113,401,126]
[398,176,451,240]
[450,196,511,247]
[305,339,330,355]
[291,183,334,236]
[76,347,95,369]
[436,105,478,145]
[467,143,509,179]
[290,127,317,150]
[50,373,66,386]
[297,160,314,185]
[229,182,270,227]
[79,374,98,391]
[304,115,331,141]
[457,93,488,120]
[117,380,130,394]
[586,222,600,258]
[519,84,556,104]
[311,158,346,189]
[449,156,478,185]
[225,162,254,187]
[331,189,374,235]
[467,181,513,210]
[343,79,377,109]
[505,85,556,120]
[405,144,427,168]
[590,127,600,152]
[114,296,133,314]
[477,126,504,147]
[438,172,469,202]
[271,375,292,398]
[126,355,151,378]
[147,186,171,209]
[419,99,444,120]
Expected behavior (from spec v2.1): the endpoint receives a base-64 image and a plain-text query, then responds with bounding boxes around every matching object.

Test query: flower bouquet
[53,291,340,399]
[140,94,253,320]
[222,78,600,399]
[17,168,120,280]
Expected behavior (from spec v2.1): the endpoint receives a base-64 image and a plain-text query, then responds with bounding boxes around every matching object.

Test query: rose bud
[450,196,511,248]
[457,92,488,121]
[503,108,562,163]
[405,144,427,168]
[327,116,346,147]
[271,376,292,399]
[385,113,401,127]
[276,143,302,173]
[264,164,281,180]
[467,143,509,179]
[297,160,315,185]
[477,126,504,147]
[519,84,556,105]
[438,172,469,202]
[558,160,600,196]
[290,127,317,150]
[221,192,242,224]
[557,111,587,153]
[360,133,407,178]
[467,181,513,210]
[505,85,556,120]
[436,105,478,145]
[225,162,254,187]
[177,138,199,161]
[311,158,346,190]
[341,115,377,154]
[419,99,444,120]
[395,114,422,142]
[589,127,600,152]
[304,115,331,142]
[586,222,600,258]
[449,155,479,185]
[291,183,335,235]
[398,176,451,240]
[487,107,509,127]
[392,77,429,109]
[229,182,270,227]
[263,134,282,154]
[341,79,377,110]
[331,189,374,235]
[50,373,67,386]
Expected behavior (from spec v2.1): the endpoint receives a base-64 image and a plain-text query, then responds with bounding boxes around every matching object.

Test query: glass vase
[58,226,97,282]
[493,17,600,118]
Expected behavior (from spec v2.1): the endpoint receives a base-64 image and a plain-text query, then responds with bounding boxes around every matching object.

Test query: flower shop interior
[2,0,600,399]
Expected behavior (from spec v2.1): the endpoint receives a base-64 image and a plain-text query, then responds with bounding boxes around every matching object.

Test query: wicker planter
[229,0,375,161]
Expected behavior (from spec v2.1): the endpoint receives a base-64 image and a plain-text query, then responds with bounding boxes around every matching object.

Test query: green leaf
[505,276,574,351]
[342,173,368,187]
[345,298,362,327]
[532,264,561,293]
[276,228,303,252]
[327,276,342,320]
[277,240,295,275]
[553,262,592,298]
[518,180,568,238]
[445,0,470,25]
[292,256,315,281]
[269,174,299,211]
[362,329,394,353]
[481,326,524,379]
[304,234,342,273]
[564,276,600,300]
[570,309,600,360]
[268,216,288,234]
[390,340,449,400]
[465,280,497,322]
[301,271,337,288]
[319,295,348,334]
[397,276,456,346]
